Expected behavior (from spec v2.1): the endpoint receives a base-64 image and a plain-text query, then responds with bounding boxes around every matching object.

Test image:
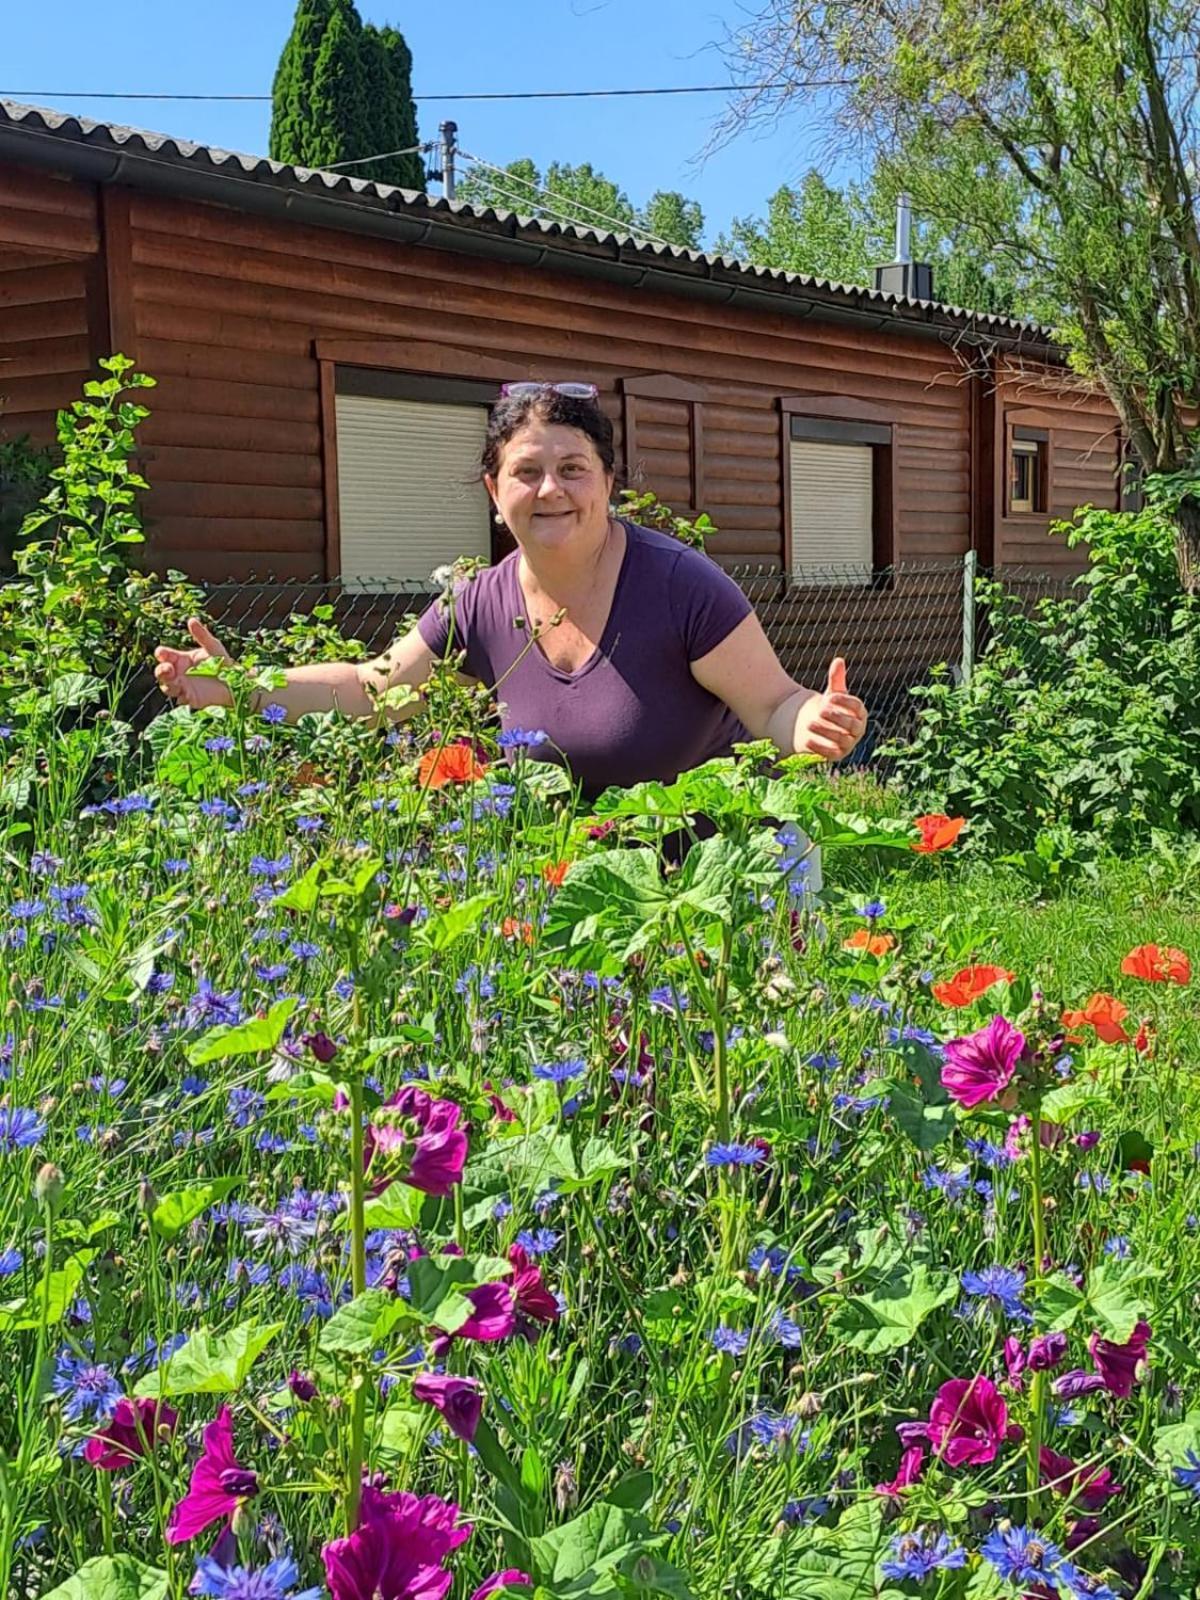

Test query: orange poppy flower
[842,928,897,957]
[289,760,330,790]
[1120,944,1191,986]
[931,964,1015,1008]
[542,861,570,889]
[501,917,535,945]
[912,814,967,853]
[1134,1019,1154,1056]
[1061,992,1131,1046]
[417,743,488,790]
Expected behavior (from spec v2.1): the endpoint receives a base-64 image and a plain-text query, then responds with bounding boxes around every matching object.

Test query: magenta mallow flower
[898,1375,1020,1468]
[321,1484,472,1600]
[507,1244,561,1328]
[471,1573,533,1600]
[940,1016,1026,1109]
[167,1406,258,1544]
[1004,1331,1068,1387]
[84,1397,177,1471]
[1039,1446,1124,1510]
[874,1445,925,1498]
[1088,1320,1152,1398]
[366,1086,468,1198]
[412,1374,484,1443]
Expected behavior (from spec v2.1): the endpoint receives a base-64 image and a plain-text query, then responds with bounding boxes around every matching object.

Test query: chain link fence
[126,557,1081,768]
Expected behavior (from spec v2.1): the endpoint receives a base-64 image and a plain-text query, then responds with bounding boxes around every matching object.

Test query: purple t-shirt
[417,522,753,798]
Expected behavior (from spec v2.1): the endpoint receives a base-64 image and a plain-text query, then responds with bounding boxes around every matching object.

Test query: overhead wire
[0,82,847,104]
[455,148,679,247]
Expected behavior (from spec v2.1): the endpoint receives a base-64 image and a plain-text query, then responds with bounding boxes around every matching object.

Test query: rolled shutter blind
[789,439,873,584]
[336,394,490,590]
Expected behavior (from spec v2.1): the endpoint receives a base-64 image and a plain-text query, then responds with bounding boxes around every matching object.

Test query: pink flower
[874,1445,925,1498]
[940,1016,1026,1109]
[322,1485,472,1600]
[898,1375,1019,1468]
[470,1573,533,1600]
[1039,1446,1124,1510]
[366,1086,468,1198]
[1003,1335,1026,1386]
[507,1244,561,1327]
[84,1397,177,1471]
[1028,1332,1069,1372]
[166,1406,258,1544]
[412,1374,484,1443]
[1088,1320,1151,1398]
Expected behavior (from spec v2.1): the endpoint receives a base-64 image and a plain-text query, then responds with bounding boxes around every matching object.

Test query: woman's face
[487,421,614,554]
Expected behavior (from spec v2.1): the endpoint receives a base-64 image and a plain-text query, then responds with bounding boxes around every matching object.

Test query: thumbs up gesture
[793,656,868,761]
[153,617,235,710]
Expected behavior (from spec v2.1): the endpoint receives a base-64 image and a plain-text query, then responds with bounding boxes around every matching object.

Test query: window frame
[779,394,897,584]
[1003,418,1051,519]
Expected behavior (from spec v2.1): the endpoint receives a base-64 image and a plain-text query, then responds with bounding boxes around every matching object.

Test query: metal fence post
[961,549,977,685]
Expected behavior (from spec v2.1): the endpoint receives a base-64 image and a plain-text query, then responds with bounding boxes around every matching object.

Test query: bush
[884,495,1200,858]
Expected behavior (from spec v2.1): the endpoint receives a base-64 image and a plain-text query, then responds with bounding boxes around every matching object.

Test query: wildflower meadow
[3,365,1200,1599]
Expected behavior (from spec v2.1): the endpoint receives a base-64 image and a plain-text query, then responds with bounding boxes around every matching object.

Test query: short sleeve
[416,596,451,656]
[671,548,754,662]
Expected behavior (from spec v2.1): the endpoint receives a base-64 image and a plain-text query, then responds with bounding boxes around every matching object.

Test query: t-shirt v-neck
[513,526,632,685]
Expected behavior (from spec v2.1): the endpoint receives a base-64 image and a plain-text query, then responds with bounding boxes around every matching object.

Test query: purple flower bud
[1052,1368,1108,1399]
[1028,1332,1069,1371]
[1074,1130,1101,1150]
[303,1032,338,1064]
[288,1369,318,1403]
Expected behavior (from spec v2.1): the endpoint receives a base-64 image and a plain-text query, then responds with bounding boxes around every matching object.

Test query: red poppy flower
[842,928,897,957]
[542,861,570,889]
[912,814,966,853]
[1134,1019,1154,1056]
[417,742,489,790]
[931,964,1015,1008]
[1061,993,1131,1046]
[501,917,535,945]
[1120,943,1191,985]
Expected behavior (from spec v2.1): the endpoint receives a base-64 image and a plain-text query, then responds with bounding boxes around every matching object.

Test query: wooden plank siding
[117,186,985,581]
[0,169,99,447]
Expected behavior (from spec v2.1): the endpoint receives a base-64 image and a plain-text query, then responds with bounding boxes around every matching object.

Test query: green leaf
[407,1254,511,1333]
[415,892,496,952]
[1035,1272,1086,1332]
[0,1250,97,1332]
[1085,1260,1160,1343]
[265,1071,340,1105]
[186,996,298,1065]
[1154,1411,1200,1466]
[272,861,323,914]
[150,1178,243,1241]
[1041,1079,1110,1124]
[530,1502,664,1590]
[319,1290,413,1355]
[830,1263,957,1355]
[371,1402,426,1461]
[38,1556,168,1600]
[882,1079,955,1152]
[133,1320,282,1396]
[360,1184,428,1231]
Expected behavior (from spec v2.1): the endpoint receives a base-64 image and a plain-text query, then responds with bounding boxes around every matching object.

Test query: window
[331,368,493,591]
[781,405,894,586]
[1007,425,1048,515]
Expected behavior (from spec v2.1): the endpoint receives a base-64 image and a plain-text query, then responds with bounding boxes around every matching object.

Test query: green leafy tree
[639,190,705,249]
[270,0,424,191]
[719,0,1200,585]
[457,158,704,244]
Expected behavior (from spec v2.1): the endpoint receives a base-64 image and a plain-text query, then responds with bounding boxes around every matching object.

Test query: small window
[1008,427,1048,515]
[789,439,873,584]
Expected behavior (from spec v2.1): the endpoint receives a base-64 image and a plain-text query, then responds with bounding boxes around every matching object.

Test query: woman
[154,384,868,832]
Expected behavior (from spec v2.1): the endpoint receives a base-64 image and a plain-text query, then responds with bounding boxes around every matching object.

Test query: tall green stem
[1027,1100,1047,1515]
[345,1074,368,1534]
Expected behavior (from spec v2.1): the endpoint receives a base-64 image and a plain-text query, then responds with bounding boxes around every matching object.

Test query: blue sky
[3,0,858,246]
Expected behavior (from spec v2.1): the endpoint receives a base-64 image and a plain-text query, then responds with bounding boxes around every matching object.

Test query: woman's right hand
[153,618,234,710]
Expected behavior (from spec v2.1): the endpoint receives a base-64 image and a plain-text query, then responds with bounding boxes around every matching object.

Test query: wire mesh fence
[126,557,1083,769]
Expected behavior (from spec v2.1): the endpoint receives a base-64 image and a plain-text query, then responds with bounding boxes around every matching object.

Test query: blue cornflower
[1173,1448,1200,1495]
[1103,1235,1132,1259]
[255,963,290,983]
[191,1553,323,1600]
[29,851,61,876]
[769,1312,804,1349]
[497,727,549,749]
[261,703,288,725]
[245,1204,316,1256]
[856,899,887,920]
[255,1131,291,1154]
[746,1411,803,1451]
[180,1074,208,1096]
[51,1351,123,1423]
[532,1058,586,1084]
[881,1529,967,1581]
[921,1164,971,1202]
[295,816,324,835]
[163,858,190,875]
[9,899,46,920]
[981,1526,1065,1585]
[333,975,355,1001]
[533,1185,561,1217]
[0,1247,22,1276]
[226,1258,272,1289]
[106,793,153,815]
[204,735,236,753]
[747,1244,807,1285]
[782,1497,831,1525]
[278,1264,336,1321]
[515,1228,560,1256]
[706,1143,765,1169]
[249,854,292,879]
[711,1325,751,1357]
[228,1087,266,1127]
[1058,1570,1118,1600]
[1076,1171,1111,1194]
[491,1198,513,1221]
[805,1051,841,1072]
[960,1264,1031,1323]
[648,985,688,1012]
[0,1106,45,1151]
[198,798,239,820]
[288,940,320,962]
[185,979,242,1029]
[88,1075,127,1098]
[965,1136,1014,1170]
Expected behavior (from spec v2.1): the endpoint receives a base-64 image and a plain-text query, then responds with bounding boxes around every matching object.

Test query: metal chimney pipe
[895,193,912,263]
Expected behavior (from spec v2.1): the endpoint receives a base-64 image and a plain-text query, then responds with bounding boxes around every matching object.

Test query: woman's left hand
[793,657,868,761]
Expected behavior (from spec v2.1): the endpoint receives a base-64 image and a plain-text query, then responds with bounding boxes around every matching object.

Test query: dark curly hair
[481,389,616,480]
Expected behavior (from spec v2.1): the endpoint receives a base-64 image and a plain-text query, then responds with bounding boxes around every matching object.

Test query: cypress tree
[270,0,425,190]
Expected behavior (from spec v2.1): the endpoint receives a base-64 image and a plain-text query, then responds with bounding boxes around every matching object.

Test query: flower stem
[346,1073,368,1534]
[1028,1099,1047,1516]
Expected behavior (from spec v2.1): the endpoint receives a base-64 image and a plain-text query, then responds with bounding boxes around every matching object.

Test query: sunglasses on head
[500,381,599,400]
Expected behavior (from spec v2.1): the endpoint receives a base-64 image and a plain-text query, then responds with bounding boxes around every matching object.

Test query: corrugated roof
[0,97,1056,347]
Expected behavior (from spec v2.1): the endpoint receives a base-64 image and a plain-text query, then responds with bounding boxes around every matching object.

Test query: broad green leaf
[1085,1260,1161,1343]
[372,1402,426,1460]
[415,892,496,952]
[883,1079,954,1152]
[1035,1272,1086,1332]
[150,1177,243,1241]
[265,1071,340,1105]
[360,1184,428,1231]
[830,1263,957,1355]
[1154,1411,1200,1466]
[186,996,298,1065]
[0,1250,97,1332]
[319,1290,413,1355]
[38,1555,168,1600]
[134,1320,282,1396]
[407,1254,511,1333]
[1041,1080,1110,1124]
[530,1502,663,1588]
[272,861,323,914]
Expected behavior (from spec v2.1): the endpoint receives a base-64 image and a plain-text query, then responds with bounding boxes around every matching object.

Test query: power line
[0,81,837,105]
[320,143,431,171]
[456,148,677,247]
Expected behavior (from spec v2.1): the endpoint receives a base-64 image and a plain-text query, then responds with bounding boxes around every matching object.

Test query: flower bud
[137,1179,158,1215]
[34,1163,64,1209]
